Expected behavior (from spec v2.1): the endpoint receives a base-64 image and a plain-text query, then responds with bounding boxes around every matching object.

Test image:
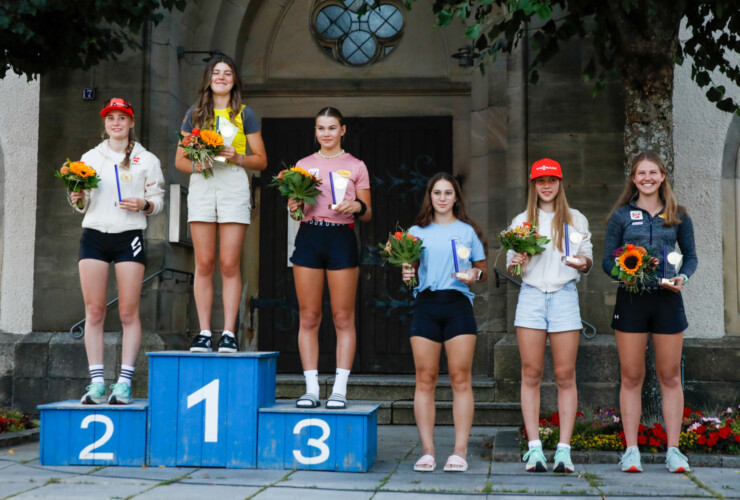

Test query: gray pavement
[0,426,737,499]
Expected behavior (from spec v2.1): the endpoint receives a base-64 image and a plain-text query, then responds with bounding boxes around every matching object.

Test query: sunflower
[619,249,643,274]
[291,166,310,177]
[200,129,224,147]
[69,161,96,178]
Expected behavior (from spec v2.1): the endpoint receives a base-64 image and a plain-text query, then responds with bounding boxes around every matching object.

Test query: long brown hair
[526,177,573,253]
[192,54,243,130]
[415,172,488,254]
[607,151,685,226]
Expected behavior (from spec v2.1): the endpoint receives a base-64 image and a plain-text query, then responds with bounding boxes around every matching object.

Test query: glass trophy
[661,246,683,284]
[563,224,583,264]
[450,238,471,279]
[329,172,349,209]
[213,116,238,163]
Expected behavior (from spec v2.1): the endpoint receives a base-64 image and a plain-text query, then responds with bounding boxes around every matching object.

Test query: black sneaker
[218,334,238,353]
[189,334,212,352]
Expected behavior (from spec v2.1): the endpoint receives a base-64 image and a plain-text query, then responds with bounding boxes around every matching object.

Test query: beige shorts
[187,163,251,224]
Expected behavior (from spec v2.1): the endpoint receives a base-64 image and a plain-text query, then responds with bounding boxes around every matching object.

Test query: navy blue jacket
[602,199,697,281]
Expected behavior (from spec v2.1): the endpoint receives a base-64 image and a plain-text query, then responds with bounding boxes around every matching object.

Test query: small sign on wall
[83,88,96,100]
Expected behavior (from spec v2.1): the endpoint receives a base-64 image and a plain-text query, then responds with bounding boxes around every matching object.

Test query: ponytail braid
[120,132,136,170]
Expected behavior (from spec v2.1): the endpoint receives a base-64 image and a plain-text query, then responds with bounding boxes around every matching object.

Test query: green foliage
[405,0,740,115]
[378,228,424,289]
[269,167,322,221]
[0,0,186,80]
[0,408,38,433]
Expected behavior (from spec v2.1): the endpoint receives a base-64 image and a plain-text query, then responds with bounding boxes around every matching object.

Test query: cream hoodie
[76,141,165,233]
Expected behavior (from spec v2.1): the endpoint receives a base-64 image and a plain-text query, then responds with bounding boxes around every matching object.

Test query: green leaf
[436,9,454,27]
[533,3,552,19]
[465,23,481,40]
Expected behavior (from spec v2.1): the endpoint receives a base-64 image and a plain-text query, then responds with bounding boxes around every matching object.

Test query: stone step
[276,374,497,402]
[275,399,521,426]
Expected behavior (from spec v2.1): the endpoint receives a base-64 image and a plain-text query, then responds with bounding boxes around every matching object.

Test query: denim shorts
[514,281,582,333]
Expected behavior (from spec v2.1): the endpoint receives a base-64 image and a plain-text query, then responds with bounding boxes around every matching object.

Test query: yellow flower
[291,167,310,177]
[619,249,643,274]
[69,161,96,178]
[200,129,224,147]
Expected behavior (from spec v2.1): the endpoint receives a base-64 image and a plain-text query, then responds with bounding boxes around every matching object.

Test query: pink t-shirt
[296,153,370,224]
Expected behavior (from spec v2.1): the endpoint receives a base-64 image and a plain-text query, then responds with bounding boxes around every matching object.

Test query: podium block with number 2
[147,351,278,468]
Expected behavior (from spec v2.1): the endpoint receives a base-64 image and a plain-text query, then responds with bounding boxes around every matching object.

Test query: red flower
[576,412,585,418]
[523,222,531,229]
[696,425,707,434]
[735,435,740,443]
[707,433,719,447]
[192,128,201,135]
[719,427,732,439]
[683,407,692,418]
[626,244,636,251]
[394,231,403,240]
[638,424,647,433]
[637,435,647,445]
[698,435,707,445]
[648,437,661,447]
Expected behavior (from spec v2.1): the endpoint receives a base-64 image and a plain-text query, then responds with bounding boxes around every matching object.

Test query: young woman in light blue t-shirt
[401,172,487,473]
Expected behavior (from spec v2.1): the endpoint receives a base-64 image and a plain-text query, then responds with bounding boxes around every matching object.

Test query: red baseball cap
[100,98,135,119]
[530,158,562,180]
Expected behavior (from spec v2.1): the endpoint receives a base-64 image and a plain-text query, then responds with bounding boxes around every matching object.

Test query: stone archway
[721,114,740,335]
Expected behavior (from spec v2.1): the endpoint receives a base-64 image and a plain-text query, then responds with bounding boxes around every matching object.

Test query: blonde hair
[607,151,685,226]
[526,178,573,253]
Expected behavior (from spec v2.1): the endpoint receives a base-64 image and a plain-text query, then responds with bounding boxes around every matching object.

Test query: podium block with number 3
[38,400,148,466]
[147,351,278,468]
[257,402,379,472]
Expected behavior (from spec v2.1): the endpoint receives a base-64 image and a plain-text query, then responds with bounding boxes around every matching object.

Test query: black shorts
[79,228,146,265]
[289,220,359,270]
[611,285,688,334]
[409,289,477,343]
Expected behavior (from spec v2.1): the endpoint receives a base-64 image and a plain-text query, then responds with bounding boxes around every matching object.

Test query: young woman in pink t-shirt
[287,107,372,409]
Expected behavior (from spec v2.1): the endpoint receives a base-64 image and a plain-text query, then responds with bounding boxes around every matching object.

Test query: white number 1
[187,379,219,443]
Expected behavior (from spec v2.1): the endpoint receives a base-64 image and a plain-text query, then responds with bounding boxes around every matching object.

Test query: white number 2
[292,419,330,465]
[78,415,114,461]
[187,379,219,443]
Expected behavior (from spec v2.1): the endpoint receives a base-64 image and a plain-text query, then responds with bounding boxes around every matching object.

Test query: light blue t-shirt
[409,220,486,303]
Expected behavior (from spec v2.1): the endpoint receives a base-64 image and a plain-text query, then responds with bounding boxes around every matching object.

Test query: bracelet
[677,273,689,284]
[143,200,151,213]
[355,198,367,217]
[192,161,196,173]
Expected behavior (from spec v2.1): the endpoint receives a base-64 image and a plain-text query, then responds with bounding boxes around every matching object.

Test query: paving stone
[135,482,262,499]
[90,466,197,482]
[180,467,288,486]
[374,493,489,499]
[486,473,599,495]
[381,471,490,494]
[11,482,152,499]
[690,467,740,496]
[285,470,387,490]
[253,486,374,499]
[0,483,39,498]
[582,463,711,497]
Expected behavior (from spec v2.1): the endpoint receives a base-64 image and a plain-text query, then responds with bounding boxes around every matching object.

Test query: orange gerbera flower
[636,246,647,256]
[200,129,224,147]
[69,161,96,178]
[619,249,643,274]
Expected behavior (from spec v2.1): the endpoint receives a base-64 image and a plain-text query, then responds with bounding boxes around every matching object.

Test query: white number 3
[292,419,330,465]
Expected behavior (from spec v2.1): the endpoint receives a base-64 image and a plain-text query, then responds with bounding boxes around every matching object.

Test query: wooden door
[257,116,452,373]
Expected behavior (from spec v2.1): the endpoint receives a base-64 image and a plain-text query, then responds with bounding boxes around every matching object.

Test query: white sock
[199,330,212,337]
[222,330,235,338]
[557,443,571,450]
[304,370,319,396]
[89,364,104,385]
[117,364,135,386]
[332,368,350,396]
[528,440,543,450]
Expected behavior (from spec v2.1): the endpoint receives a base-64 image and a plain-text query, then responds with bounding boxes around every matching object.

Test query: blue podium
[147,351,278,468]
[258,402,379,472]
[38,400,148,466]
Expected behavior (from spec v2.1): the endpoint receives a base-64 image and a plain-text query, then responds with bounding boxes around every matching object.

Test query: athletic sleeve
[676,214,697,278]
[603,211,625,276]
[573,210,593,260]
[143,154,166,216]
[354,160,370,190]
[181,106,195,133]
[241,106,260,134]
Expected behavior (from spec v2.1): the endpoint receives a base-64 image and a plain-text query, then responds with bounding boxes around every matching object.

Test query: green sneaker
[81,382,106,404]
[665,447,690,473]
[522,447,547,472]
[619,446,643,473]
[108,383,132,405]
[553,447,575,473]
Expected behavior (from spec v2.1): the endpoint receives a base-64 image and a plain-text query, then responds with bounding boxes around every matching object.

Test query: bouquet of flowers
[499,222,550,276]
[54,159,101,208]
[270,166,322,220]
[177,128,224,179]
[611,244,659,293]
[379,229,424,289]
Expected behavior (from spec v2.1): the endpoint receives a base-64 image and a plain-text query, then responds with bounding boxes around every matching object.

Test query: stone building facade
[0,0,738,413]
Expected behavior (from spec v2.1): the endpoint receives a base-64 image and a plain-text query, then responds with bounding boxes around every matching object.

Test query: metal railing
[70,267,194,339]
[493,268,597,339]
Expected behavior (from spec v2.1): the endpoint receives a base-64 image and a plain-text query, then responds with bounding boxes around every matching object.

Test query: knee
[118,306,140,327]
[85,303,106,326]
[554,367,576,390]
[620,370,645,390]
[299,310,322,331]
[195,258,215,277]
[332,309,354,331]
[416,370,438,392]
[449,368,472,393]
[521,364,543,387]
[656,370,681,389]
[219,258,240,279]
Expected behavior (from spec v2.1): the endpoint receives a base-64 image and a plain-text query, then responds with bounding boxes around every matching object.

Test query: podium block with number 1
[147,351,278,468]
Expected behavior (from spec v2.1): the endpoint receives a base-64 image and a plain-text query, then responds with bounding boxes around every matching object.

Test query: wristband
[677,273,689,284]
[355,198,367,217]
[143,200,151,213]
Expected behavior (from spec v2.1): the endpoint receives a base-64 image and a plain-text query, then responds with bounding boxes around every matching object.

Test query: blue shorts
[611,285,688,334]
[409,289,477,343]
[79,228,146,265]
[289,220,359,270]
[514,281,582,333]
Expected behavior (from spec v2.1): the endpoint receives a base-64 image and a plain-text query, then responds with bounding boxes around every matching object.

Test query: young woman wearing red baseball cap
[507,158,593,473]
[70,97,165,405]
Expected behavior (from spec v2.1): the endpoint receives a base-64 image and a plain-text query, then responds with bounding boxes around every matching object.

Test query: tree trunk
[607,0,685,173]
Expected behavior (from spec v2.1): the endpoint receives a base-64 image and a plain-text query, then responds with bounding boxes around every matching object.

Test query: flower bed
[0,409,38,434]
[520,406,740,454]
